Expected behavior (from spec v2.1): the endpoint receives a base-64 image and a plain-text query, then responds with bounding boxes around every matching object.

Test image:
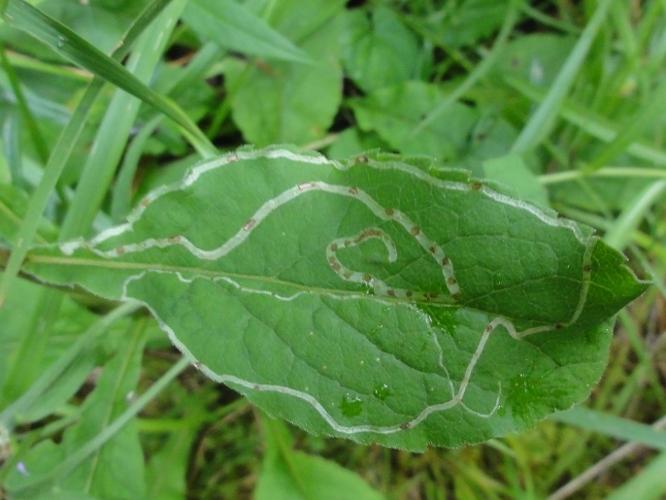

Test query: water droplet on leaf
[373,383,391,401]
[340,393,363,417]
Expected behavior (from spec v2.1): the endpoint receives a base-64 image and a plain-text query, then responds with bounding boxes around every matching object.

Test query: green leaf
[437,0,510,49]
[0,276,96,408]
[6,320,148,498]
[145,403,203,500]
[327,128,388,160]
[225,0,343,146]
[256,416,384,500]
[183,0,310,63]
[3,0,215,157]
[493,34,575,88]
[351,81,517,168]
[511,0,614,153]
[482,154,549,208]
[341,6,422,93]
[22,147,648,450]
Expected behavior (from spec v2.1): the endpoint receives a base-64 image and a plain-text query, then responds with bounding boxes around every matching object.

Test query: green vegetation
[0,0,664,498]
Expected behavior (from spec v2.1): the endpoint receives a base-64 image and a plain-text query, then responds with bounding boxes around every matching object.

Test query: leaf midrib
[27,253,585,327]
[27,253,458,308]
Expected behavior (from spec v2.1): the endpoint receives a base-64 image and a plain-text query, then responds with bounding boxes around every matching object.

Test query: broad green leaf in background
[438,0,510,49]
[351,81,517,169]
[482,154,549,207]
[0,277,97,410]
[351,81,474,161]
[20,148,647,450]
[6,320,148,499]
[327,127,388,160]
[183,0,310,64]
[256,416,383,500]
[224,0,344,146]
[341,6,423,93]
[492,34,575,87]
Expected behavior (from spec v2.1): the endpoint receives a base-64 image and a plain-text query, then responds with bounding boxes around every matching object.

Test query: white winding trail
[66,147,595,436]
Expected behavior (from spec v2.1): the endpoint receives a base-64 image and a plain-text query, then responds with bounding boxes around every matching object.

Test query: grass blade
[0,47,49,165]
[111,42,224,222]
[606,452,666,500]
[11,356,190,493]
[506,76,666,166]
[539,167,666,184]
[511,0,614,153]
[0,302,139,430]
[60,0,187,239]
[4,0,215,157]
[587,83,666,171]
[0,0,173,307]
[603,181,666,250]
[1,111,24,189]
[184,0,311,63]
[551,406,666,450]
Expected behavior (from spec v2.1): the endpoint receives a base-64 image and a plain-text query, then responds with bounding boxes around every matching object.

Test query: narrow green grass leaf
[551,406,666,450]
[112,42,224,222]
[0,301,138,430]
[587,83,666,171]
[8,356,189,494]
[0,0,174,307]
[1,111,25,189]
[184,0,311,63]
[0,47,49,165]
[511,0,614,153]
[21,148,648,450]
[539,167,666,184]
[6,319,149,497]
[604,181,666,251]
[3,0,215,158]
[60,0,186,239]
[606,451,666,500]
[111,116,163,223]
[505,76,666,166]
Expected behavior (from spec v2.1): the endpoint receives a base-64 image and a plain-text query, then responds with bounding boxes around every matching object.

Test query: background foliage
[0,0,665,498]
